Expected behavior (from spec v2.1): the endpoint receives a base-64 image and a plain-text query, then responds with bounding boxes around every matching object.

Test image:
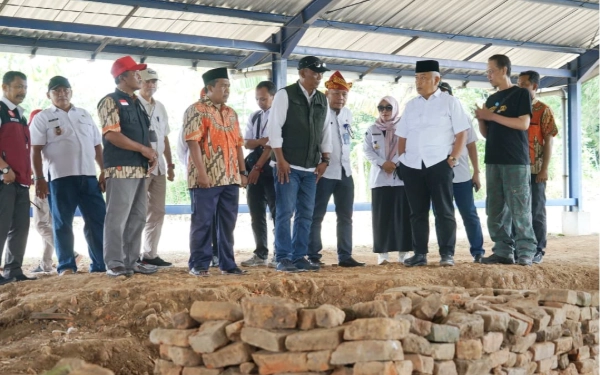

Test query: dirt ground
[0,234,598,375]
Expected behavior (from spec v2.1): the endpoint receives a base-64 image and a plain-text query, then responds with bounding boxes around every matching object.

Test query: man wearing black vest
[0,71,36,284]
[97,56,158,277]
[268,56,332,273]
[241,81,277,268]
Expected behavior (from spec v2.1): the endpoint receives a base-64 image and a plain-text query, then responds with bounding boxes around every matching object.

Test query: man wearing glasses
[0,71,34,284]
[268,56,332,273]
[475,54,536,266]
[396,60,470,267]
[30,76,107,276]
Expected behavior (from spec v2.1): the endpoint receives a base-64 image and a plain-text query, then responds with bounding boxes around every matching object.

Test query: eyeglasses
[307,61,327,69]
[377,105,393,112]
[485,68,499,75]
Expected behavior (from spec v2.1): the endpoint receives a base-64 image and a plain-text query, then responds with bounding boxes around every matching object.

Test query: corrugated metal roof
[0,0,597,82]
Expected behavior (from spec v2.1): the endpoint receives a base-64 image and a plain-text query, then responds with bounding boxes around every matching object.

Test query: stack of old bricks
[149,287,599,375]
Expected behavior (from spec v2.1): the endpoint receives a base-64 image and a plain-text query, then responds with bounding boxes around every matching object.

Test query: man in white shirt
[268,56,332,273]
[30,76,107,276]
[437,82,485,263]
[308,71,364,268]
[137,68,174,268]
[241,81,277,268]
[396,60,469,267]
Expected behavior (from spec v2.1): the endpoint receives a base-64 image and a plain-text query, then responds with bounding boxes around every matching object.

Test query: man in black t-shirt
[474,54,537,266]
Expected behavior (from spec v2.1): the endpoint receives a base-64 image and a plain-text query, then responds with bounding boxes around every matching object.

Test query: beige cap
[139,68,159,81]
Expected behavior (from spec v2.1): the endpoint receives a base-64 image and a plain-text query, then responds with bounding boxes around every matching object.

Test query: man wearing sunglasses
[268,56,332,273]
[396,60,470,267]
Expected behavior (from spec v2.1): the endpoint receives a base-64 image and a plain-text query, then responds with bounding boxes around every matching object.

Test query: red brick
[583,319,599,334]
[285,327,344,351]
[168,346,203,367]
[190,301,243,323]
[554,337,573,355]
[252,351,308,375]
[181,367,221,375]
[508,317,530,337]
[375,294,412,316]
[454,358,493,375]
[159,345,171,360]
[444,312,484,339]
[543,307,567,326]
[239,362,256,375]
[473,311,511,332]
[150,329,197,347]
[154,359,182,375]
[189,320,230,354]
[530,342,556,361]
[314,304,346,328]
[241,297,300,329]
[536,356,556,373]
[395,314,432,336]
[537,324,564,342]
[202,342,254,369]
[353,361,398,375]
[297,308,317,330]
[568,345,590,361]
[510,333,537,353]
[344,318,410,341]
[403,354,433,374]
[543,302,581,321]
[330,340,404,365]
[394,360,413,375]
[517,307,550,332]
[574,358,597,373]
[412,294,443,321]
[491,306,533,336]
[307,350,333,372]
[433,360,456,375]
[225,320,244,341]
[482,332,503,353]
[425,324,460,343]
[430,343,455,361]
[539,289,578,305]
[351,300,388,318]
[456,339,483,360]
[490,348,510,368]
[240,327,294,352]
[401,333,433,355]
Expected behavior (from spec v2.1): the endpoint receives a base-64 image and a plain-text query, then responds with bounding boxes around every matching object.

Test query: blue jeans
[308,172,354,262]
[189,185,238,271]
[452,180,484,256]
[48,175,106,273]
[273,167,317,262]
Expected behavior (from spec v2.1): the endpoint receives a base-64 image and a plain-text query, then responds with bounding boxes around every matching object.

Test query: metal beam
[293,46,575,78]
[0,16,279,53]
[312,20,588,55]
[567,59,583,210]
[519,0,599,10]
[83,0,291,24]
[539,46,599,87]
[236,0,336,69]
[0,35,243,64]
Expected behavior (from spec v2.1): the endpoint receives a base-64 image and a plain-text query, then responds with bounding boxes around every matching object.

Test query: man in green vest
[268,56,332,273]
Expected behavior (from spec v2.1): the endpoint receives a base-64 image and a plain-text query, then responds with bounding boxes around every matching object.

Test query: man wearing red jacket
[0,71,36,284]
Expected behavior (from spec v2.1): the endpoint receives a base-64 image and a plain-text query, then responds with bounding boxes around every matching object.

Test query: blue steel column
[272,34,287,90]
[566,58,582,211]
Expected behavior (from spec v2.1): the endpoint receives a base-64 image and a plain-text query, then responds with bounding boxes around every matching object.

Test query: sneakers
[404,254,428,267]
[308,259,325,267]
[139,256,173,268]
[0,275,15,286]
[294,258,320,272]
[481,253,515,265]
[241,254,268,267]
[59,269,75,276]
[532,251,544,264]
[377,253,390,265]
[132,262,158,274]
[189,267,210,277]
[517,255,533,266]
[31,264,53,273]
[398,252,410,263]
[473,254,483,263]
[276,259,302,273]
[267,258,278,268]
[439,254,454,267]
[221,267,249,275]
[106,267,128,278]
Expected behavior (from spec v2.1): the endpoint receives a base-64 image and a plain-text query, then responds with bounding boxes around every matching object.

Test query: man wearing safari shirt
[517,70,558,264]
[308,71,364,268]
[268,56,332,273]
[137,68,175,268]
[30,76,106,276]
[98,56,158,277]
[0,71,35,284]
[475,54,537,266]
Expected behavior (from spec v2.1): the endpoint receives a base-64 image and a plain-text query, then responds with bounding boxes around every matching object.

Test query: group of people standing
[0,51,557,283]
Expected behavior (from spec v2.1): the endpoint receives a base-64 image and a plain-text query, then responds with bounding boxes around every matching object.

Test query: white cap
[139,68,159,81]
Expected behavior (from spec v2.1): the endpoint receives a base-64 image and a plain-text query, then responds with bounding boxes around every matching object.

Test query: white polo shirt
[453,125,478,184]
[323,106,352,180]
[139,95,170,176]
[30,104,101,180]
[396,89,471,169]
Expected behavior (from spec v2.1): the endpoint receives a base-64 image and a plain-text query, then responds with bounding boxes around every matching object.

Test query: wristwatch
[168,163,175,169]
[240,170,249,177]
[448,156,459,168]
[321,157,330,166]
[0,166,10,174]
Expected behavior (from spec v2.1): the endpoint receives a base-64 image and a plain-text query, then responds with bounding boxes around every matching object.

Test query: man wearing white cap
[137,68,174,268]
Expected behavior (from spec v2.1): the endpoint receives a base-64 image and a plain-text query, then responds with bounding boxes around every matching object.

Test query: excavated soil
[0,234,598,374]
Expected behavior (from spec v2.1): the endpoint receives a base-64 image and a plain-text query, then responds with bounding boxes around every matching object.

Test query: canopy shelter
[0,0,597,220]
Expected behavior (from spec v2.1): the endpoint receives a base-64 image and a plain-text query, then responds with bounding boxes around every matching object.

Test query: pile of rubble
[149,286,599,375]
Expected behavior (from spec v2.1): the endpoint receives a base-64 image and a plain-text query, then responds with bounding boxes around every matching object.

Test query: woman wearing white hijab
[363,96,413,265]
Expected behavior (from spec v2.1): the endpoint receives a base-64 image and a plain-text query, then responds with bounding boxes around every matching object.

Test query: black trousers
[246,172,276,259]
[399,160,456,256]
[530,174,547,253]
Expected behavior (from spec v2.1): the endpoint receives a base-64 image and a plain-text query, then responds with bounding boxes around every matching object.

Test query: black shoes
[294,258,320,272]
[139,256,173,268]
[473,254,483,263]
[339,257,366,267]
[221,267,249,275]
[517,255,533,266]
[276,259,302,273]
[15,274,37,282]
[404,254,428,267]
[0,275,15,286]
[309,259,325,266]
[481,253,515,265]
[532,251,544,264]
[439,254,454,267]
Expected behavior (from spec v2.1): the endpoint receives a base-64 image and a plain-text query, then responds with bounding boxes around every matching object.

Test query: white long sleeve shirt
[267,82,332,172]
[322,106,352,180]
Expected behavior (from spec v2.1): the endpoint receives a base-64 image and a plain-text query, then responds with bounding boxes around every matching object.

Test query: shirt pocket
[46,121,74,143]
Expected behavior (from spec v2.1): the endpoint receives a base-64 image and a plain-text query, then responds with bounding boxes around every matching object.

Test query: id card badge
[342,132,350,145]
[149,130,158,142]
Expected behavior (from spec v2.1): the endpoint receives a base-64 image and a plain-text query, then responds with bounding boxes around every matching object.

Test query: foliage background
[1,53,598,209]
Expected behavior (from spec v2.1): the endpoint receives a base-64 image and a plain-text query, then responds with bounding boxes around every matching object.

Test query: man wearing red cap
[307,71,364,268]
[97,56,158,277]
